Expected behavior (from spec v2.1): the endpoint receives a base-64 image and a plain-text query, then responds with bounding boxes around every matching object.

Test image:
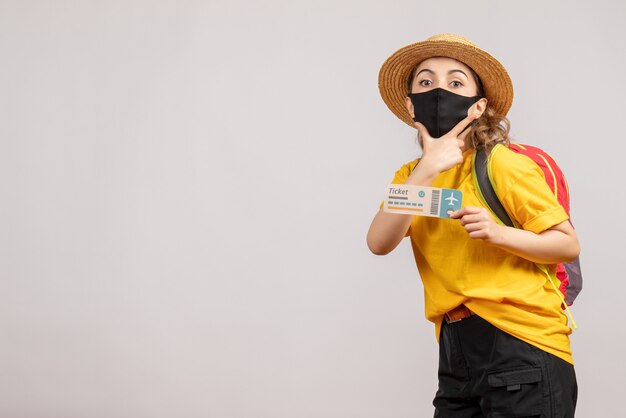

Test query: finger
[458,206,483,215]
[463,221,486,233]
[450,206,476,219]
[413,121,432,144]
[446,113,478,138]
[460,214,483,226]
[468,230,488,240]
[452,206,484,219]
[449,208,467,218]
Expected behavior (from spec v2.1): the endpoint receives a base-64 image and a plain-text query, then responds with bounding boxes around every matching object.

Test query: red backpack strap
[508,144,570,215]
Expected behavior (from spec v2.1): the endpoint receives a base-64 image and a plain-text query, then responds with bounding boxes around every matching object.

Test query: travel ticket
[383,184,463,218]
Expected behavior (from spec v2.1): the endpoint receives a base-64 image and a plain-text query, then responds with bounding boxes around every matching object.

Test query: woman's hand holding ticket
[450,206,503,244]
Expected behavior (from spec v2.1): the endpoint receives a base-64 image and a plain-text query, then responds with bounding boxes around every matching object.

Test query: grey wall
[0,0,622,416]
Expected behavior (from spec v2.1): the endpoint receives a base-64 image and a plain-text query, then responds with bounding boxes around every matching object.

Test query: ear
[468,98,488,118]
[405,96,415,119]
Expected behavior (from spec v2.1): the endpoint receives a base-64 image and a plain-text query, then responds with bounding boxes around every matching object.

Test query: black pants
[434,314,577,418]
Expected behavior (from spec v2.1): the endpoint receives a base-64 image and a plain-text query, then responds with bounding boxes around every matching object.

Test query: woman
[367,34,579,417]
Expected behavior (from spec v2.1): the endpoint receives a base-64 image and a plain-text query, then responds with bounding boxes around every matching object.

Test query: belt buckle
[444,313,463,324]
[444,305,472,324]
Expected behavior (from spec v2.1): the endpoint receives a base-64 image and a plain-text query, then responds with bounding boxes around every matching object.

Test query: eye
[419,79,432,87]
[451,80,463,87]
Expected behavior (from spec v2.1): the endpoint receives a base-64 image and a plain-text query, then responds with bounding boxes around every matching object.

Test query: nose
[433,81,453,92]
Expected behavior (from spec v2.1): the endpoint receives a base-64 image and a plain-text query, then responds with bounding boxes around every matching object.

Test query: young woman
[367,34,579,417]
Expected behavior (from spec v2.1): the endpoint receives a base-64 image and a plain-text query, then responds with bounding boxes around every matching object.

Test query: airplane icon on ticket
[444,193,459,206]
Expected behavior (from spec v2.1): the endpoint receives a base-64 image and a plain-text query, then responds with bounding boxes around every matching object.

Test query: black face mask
[409,88,483,138]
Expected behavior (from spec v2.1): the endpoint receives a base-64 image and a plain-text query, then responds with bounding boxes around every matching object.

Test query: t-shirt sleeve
[491,149,568,234]
[378,160,419,237]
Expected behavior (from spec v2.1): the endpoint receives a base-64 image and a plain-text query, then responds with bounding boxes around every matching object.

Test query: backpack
[473,143,582,327]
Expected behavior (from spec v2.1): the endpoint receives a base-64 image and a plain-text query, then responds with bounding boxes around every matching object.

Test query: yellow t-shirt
[379,145,573,364]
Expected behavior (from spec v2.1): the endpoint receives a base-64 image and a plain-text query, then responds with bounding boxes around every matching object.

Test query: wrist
[489,223,508,247]
[406,158,439,185]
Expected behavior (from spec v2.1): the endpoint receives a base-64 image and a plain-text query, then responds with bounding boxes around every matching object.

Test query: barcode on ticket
[430,189,440,216]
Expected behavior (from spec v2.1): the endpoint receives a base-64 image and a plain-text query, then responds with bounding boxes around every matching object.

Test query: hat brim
[378,39,514,129]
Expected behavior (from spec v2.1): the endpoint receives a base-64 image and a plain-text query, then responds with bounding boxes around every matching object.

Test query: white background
[1,0,623,416]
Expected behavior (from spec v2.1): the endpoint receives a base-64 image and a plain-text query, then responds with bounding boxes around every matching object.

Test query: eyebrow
[416,68,468,79]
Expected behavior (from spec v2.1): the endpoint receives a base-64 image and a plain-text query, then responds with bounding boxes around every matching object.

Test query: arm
[450,206,580,264]
[366,162,438,255]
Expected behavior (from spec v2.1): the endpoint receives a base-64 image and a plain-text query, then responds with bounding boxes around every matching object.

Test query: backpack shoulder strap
[509,144,571,215]
[472,145,515,227]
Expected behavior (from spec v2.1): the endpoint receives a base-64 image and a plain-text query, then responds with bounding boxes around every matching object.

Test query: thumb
[413,121,432,147]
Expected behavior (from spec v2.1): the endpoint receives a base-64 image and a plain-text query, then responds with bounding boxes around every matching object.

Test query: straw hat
[378,33,514,128]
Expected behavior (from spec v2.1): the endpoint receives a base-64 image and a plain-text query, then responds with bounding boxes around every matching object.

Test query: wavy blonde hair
[407,62,512,153]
